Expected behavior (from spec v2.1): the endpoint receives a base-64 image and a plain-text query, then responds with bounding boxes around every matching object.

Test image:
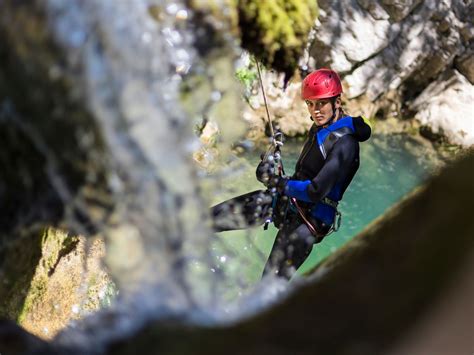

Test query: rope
[255,58,285,175]
[255,60,275,140]
[291,198,318,236]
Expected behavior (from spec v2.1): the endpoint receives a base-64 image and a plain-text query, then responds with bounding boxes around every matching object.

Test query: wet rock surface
[0,0,112,240]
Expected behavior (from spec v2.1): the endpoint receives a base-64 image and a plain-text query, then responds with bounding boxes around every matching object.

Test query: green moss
[39,228,79,276]
[237,0,318,76]
[235,66,257,91]
[0,228,44,320]
[17,275,48,324]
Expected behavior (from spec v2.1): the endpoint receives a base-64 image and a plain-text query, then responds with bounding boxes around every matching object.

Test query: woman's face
[305,97,341,126]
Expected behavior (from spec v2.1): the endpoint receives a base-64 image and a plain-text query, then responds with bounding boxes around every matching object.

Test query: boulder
[379,0,424,22]
[455,46,474,84]
[0,228,112,340]
[411,69,474,147]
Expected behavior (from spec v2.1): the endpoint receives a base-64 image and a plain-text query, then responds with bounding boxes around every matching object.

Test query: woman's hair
[332,95,346,119]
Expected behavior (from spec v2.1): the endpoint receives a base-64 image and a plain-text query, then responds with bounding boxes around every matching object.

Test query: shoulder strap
[319,125,353,159]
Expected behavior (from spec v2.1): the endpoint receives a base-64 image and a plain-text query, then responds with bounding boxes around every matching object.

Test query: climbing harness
[320,197,342,234]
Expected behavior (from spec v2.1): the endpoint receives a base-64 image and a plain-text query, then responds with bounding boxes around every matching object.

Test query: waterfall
[24,0,285,351]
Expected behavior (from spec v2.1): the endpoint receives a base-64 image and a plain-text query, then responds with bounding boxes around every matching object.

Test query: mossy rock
[237,0,318,77]
[0,228,113,339]
[0,228,44,322]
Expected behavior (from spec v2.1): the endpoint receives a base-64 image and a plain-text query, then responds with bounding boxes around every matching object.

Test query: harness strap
[291,198,320,237]
[321,196,338,209]
[292,196,342,238]
[320,126,353,159]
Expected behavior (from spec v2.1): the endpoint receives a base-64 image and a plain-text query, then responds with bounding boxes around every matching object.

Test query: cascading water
[31,0,286,352]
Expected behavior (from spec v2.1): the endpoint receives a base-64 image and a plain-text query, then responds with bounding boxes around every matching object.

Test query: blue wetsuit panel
[285,180,312,202]
[316,116,355,148]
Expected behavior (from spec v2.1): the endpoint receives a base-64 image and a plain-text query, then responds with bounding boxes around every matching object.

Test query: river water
[210,132,443,301]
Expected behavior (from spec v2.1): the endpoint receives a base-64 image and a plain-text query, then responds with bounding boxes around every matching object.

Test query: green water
[210,133,442,298]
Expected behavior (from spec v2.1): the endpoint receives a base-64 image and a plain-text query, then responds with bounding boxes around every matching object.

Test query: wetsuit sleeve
[305,135,359,202]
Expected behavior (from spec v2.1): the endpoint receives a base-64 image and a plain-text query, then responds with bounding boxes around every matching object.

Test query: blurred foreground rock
[104,149,474,355]
[2,150,472,355]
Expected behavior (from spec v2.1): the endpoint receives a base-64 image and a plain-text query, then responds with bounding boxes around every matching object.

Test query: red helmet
[301,68,343,100]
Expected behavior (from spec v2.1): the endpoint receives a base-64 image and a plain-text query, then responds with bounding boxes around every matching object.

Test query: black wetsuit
[212,116,371,279]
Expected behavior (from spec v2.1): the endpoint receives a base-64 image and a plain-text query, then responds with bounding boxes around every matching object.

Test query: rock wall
[306,0,474,147]
[241,70,313,140]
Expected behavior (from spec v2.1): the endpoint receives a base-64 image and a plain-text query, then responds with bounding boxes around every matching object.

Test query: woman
[212,68,371,279]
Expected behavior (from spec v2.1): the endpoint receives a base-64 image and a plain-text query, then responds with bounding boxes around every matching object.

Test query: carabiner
[333,211,342,232]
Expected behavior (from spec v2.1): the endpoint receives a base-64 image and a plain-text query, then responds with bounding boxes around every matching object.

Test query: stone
[0,228,112,340]
[411,69,474,147]
[455,47,474,84]
[310,0,392,73]
[380,0,424,21]
[356,0,391,20]
[242,71,312,139]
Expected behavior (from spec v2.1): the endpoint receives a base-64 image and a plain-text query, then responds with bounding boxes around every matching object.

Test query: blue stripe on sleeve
[285,180,313,202]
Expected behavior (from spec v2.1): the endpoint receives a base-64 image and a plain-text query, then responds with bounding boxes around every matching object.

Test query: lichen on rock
[0,228,113,340]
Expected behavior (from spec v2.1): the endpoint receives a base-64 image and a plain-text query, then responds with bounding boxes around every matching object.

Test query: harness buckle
[333,210,342,232]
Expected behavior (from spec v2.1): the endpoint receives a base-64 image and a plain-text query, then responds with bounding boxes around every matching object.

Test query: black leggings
[262,214,329,280]
[211,190,329,280]
[211,190,272,232]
